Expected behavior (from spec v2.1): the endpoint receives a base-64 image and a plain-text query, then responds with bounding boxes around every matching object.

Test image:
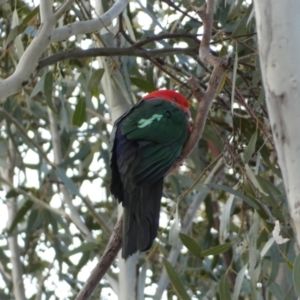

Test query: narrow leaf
[72,98,86,127]
[8,200,34,234]
[31,72,46,98]
[269,282,285,300]
[5,25,22,47]
[245,164,268,196]
[215,73,227,99]
[293,254,300,296]
[219,193,234,243]
[44,71,56,112]
[131,77,156,93]
[244,131,257,164]
[88,68,104,95]
[232,264,247,300]
[163,258,191,300]
[207,183,260,209]
[169,205,180,246]
[64,242,96,256]
[231,45,238,114]
[55,167,81,197]
[283,286,296,300]
[201,243,232,257]
[179,233,202,260]
[218,273,231,300]
[267,245,280,286]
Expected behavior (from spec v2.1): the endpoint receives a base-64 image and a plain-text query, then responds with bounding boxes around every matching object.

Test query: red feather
[142,89,190,115]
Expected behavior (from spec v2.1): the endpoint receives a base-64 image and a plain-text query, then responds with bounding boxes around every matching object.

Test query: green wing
[118,98,189,187]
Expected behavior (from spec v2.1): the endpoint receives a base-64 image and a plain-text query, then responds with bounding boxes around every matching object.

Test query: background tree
[0,0,298,299]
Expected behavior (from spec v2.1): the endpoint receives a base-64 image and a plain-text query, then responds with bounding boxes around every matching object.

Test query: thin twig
[0,109,54,166]
[0,175,69,218]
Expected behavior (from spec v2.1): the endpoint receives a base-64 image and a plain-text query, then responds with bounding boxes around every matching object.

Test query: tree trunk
[254,0,300,248]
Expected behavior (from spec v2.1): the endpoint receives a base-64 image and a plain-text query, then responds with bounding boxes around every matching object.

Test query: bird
[110,89,191,259]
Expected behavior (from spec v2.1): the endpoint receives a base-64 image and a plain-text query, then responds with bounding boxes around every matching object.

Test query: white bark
[51,0,129,43]
[48,107,94,240]
[94,1,136,298]
[2,140,26,300]
[254,1,300,245]
[0,14,56,101]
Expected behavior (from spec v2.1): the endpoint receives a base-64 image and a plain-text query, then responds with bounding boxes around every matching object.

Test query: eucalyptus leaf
[72,98,86,127]
[163,258,191,300]
[243,130,257,164]
[218,274,232,300]
[293,254,300,296]
[179,233,202,260]
[201,243,232,257]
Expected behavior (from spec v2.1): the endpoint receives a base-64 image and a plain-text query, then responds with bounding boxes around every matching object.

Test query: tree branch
[0,0,129,102]
[0,175,69,218]
[37,47,198,71]
[51,0,129,43]
[54,0,75,21]
[40,0,52,22]
[3,140,26,300]
[47,107,94,241]
[0,15,56,101]
[168,0,232,171]
[74,217,123,300]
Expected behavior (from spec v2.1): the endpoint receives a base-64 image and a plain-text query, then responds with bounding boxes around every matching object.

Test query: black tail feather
[122,178,163,259]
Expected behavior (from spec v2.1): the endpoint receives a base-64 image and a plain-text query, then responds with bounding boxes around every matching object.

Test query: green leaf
[169,205,180,246]
[72,98,86,127]
[293,254,300,296]
[267,245,280,286]
[6,25,22,47]
[88,68,104,95]
[201,243,232,257]
[207,183,260,209]
[215,73,227,98]
[232,264,247,300]
[26,209,44,246]
[31,72,46,98]
[269,282,285,300]
[64,242,96,257]
[22,6,40,30]
[218,273,231,300]
[8,200,34,234]
[231,45,238,114]
[77,251,91,270]
[131,76,156,93]
[163,258,191,300]
[283,286,296,300]
[59,143,91,168]
[6,6,40,47]
[55,167,81,197]
[243,130,257,164]
[179,233,202,260]
[44,71,56,112]
[5,189,20,198]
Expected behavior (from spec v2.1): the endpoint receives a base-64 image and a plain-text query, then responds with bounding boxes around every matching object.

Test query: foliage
[0,0,297,299]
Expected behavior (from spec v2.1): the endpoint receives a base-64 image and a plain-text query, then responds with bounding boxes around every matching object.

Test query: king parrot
[110,89,190,259]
